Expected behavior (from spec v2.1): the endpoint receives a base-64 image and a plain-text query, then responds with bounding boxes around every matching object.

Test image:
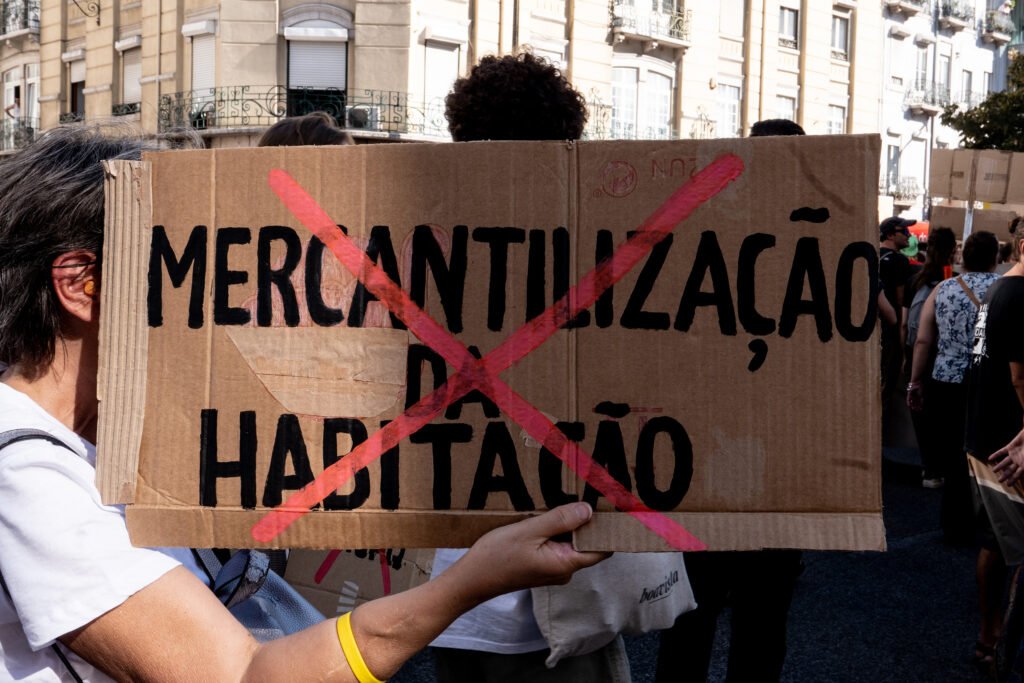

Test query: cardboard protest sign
[284,548,433,618]
[97,136,884,552]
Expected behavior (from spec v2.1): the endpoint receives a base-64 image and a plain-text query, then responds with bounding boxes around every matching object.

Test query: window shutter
[123,49,142,103]
[191,35,215,93]
[70,60,85,83]
[288,41,347,90]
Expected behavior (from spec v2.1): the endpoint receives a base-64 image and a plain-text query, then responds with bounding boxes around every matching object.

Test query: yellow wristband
[336,611,385,683]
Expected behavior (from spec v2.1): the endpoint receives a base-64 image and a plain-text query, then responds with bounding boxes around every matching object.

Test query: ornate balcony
[939,1,974,31]
[983,10,1014,45]
[157,86,451,139]
[905,86,949,116]
[611,1,691,50]
[885,0,929,17]
[890,177,921,206]
[112,102,141,117]
[1,0,39,37]
[0,117,37,152]
[58,113,84,124]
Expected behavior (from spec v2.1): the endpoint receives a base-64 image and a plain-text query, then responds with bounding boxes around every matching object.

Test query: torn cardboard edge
[125,506,885,552]
[96,160,151,504]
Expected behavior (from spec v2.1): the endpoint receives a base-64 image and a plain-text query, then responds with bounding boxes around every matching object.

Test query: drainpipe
[757,0,768,125]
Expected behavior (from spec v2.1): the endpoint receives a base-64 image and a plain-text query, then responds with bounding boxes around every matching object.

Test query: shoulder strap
[0,429,85,682]
[956,276,982,308]
[0,428,77,454]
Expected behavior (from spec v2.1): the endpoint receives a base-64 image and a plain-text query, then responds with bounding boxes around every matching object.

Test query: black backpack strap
[0,429,84,683]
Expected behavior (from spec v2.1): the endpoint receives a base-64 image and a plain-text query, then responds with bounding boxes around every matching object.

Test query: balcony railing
[957,90,988,109]
[983,10,1015,43]
[611,1,691,46]
[939,1,974,30]
[905,86,950,115]
[58,113,84,124]
[890,177,921,203]
[112,102,141,116]
[885,0,929,16]
[158,86,451,139]
[608,121,678,140]
[1,0,39,36]
[0,117,37,152]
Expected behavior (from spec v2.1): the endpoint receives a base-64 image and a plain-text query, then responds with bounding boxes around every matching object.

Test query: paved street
[393,454,989,682]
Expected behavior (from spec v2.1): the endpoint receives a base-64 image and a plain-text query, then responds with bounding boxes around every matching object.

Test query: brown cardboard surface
[1008,154,1024,206]
[101,136,884,552]
[950,149,976,201]
[931,205,1019,240]
[975,150,1013,204]
[284,548,433,617]
[929,148,954,198]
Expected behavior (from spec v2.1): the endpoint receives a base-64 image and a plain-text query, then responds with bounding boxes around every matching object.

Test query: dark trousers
[434,636,630,683]
[656,550,802,683]
[929,379,973,542]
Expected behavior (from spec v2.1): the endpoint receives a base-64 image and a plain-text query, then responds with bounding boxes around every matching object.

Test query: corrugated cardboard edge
[574,511,886,551]
[96,160,151,504]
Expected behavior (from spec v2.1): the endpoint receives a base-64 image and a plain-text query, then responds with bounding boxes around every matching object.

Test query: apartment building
[0,0,40,153]
[27,1,885,148]
[880,0,1018,218]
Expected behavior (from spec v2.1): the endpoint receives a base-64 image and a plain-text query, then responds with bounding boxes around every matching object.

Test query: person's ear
[51,250,100,324]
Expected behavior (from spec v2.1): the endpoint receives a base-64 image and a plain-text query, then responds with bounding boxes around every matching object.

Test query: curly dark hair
[445,53,587,141]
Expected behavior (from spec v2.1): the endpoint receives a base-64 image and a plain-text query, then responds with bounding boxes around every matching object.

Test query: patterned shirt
[931,271,1000,383]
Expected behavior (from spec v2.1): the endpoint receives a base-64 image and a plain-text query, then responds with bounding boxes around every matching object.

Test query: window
[719,0,745,35]
[611,67,638,138]
[718,83,742,137]
[937,54,950,99]
[122,48,142,106]
[984,71,993,94]
[831,14,850,60]
[886,144,901,192]
[288,39,347,118]
[961,69,973,104]
[915,47,929,90]
[778,7,799,49]
[424,41,460,135]
[69,60,85,119]
[611,67,675,139]
[23,63,37,121]
[191,34,215,94]
[647,72,672,138]
[827,105,846,134]
[2,68,18,119]
[775,95,796,121]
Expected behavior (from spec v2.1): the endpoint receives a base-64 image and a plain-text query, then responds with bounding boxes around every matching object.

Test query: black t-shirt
[879,248,911,322]
[965,276,1024,459]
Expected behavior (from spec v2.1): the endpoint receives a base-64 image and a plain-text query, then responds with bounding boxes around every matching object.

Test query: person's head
[749,119,805,137]
[879,216,913,249]
[925,226,957,266]
[961,230,999,273]
[999,241,1014,264]
[445,52,587,141]
[0,127,156,373]
[257,111,354,147]
[1011,216,1024,263]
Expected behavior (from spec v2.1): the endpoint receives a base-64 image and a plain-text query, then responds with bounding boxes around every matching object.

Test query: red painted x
[251,153,745,550]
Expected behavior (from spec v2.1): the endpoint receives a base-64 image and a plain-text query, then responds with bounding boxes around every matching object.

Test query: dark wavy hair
[911,226,956,291]
[962,230,998,272]
[0,126,159,370]
[445,52,587,141]
[1011,216,1023,258]
[258,111,353,147]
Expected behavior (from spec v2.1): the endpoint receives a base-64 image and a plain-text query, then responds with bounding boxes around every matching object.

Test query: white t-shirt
[429,549,548,654]
[0,383,198,682]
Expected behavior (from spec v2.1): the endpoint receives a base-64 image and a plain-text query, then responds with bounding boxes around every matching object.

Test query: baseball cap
[879,216,916,239]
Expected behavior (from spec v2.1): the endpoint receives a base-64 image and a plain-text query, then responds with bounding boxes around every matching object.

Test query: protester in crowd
[3,96,19,121]
[258,111,354,147]
[908,231,999,544]
[0,126,609,683]
[902,227,957,488]
[997,235,1017,275]
[963,217,1024,672]
[878,217,915,431]
[655,118,806,683]
[429,52,639,683]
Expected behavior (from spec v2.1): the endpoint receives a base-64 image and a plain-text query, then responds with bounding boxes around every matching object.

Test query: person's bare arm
[907,287,938,412]
[63,503,606,683]
[988,362,1024,484]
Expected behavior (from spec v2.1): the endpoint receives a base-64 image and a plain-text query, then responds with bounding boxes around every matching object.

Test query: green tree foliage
[941,52,1024,151]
